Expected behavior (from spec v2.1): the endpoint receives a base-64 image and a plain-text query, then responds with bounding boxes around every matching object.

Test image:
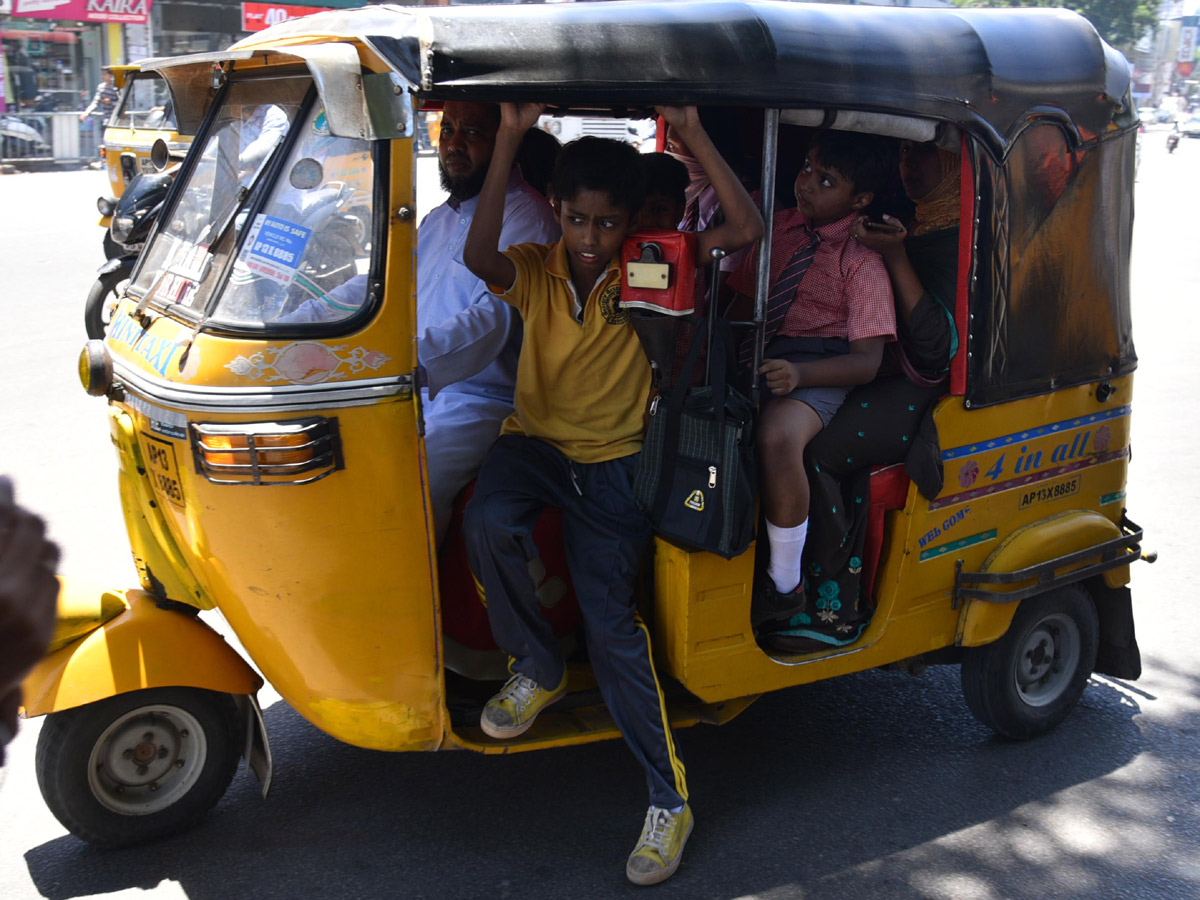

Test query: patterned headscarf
[910,147,960,237]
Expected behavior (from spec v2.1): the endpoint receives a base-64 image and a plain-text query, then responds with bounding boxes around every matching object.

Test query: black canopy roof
[245,1,1134,155]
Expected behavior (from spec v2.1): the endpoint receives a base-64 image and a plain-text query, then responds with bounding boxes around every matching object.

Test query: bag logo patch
[598,283,629,325]
[685,489,705,512]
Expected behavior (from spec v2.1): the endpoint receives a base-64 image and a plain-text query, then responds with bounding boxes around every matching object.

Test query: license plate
[141,433,186,509]
[1018,475,1080,510]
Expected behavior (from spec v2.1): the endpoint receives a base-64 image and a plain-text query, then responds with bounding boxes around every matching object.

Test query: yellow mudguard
[23,588,262,718]
[957,510,1123,647]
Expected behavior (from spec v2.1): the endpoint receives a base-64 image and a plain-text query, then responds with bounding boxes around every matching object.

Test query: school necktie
[680,199,699,232]
[739,225,821,368]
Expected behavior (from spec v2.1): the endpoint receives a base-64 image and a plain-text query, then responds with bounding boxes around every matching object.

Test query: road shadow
[24,653,1195,900]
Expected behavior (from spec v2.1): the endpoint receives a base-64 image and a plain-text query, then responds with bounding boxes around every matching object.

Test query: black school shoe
[750,579,807,634]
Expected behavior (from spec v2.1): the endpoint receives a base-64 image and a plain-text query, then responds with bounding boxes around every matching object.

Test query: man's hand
[500,102,547,136]
[759,358,803,395]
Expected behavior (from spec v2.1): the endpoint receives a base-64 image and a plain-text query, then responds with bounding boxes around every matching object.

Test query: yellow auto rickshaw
[95,66,193,256]
[27,1,1149,847]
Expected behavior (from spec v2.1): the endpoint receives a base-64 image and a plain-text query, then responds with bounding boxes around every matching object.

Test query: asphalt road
[1,131,1199,899]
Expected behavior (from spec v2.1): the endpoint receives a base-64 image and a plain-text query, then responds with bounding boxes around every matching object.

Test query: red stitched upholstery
[863,464,910,599]
[438,482,582,651]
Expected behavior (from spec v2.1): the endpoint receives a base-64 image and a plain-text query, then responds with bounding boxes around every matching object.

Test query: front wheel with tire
[84,261,133,340]
[35,687,242,847]
[960,584,1099,740]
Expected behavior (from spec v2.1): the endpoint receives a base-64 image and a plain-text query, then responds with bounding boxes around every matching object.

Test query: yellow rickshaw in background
[100,66,190,197]
[27,1,1150,847]
[96,66,193,255]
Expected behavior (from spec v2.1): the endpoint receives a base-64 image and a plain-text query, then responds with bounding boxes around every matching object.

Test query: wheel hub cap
[87,705,208,815]
[1012,613,1082,708]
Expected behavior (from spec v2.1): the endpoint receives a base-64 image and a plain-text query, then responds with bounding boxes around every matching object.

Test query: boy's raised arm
[463,102,546,293]
[655,106,763,258]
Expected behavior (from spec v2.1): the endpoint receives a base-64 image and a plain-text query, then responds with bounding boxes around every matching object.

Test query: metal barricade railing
[0,111,103,166]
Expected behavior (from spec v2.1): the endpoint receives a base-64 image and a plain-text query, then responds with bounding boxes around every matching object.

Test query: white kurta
[416,168,560,542]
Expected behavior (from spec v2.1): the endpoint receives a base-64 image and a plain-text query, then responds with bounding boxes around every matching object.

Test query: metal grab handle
[750,108,780,407]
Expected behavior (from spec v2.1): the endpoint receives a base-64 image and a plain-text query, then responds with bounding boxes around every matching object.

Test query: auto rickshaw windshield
[127,75,310,314]
[208,101,375,329]
[109,73,178,132]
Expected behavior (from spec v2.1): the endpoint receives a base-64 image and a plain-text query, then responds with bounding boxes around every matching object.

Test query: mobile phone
[864,218,904,233]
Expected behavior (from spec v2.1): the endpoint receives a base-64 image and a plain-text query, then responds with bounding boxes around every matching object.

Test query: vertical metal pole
[752,108,779,408]
[704,247,725,384]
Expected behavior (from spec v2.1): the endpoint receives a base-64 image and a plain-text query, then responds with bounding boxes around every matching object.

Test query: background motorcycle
[85,142,177,339]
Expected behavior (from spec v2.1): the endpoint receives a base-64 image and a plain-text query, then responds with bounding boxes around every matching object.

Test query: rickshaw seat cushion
[864,464,909,598]
[439,481,582,651]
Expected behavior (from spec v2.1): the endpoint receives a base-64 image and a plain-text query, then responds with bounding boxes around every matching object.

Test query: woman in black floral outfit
[762,139,961,653]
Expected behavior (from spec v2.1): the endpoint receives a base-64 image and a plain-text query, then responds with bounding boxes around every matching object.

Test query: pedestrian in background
[79,68,118,122]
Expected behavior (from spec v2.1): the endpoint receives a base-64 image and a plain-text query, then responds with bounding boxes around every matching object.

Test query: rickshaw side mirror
[151,138,170,172]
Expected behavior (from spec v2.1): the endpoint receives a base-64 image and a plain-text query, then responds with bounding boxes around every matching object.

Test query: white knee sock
[766,518,808,594]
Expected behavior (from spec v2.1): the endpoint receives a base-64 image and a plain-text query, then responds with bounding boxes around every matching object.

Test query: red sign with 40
[242,1,330,32]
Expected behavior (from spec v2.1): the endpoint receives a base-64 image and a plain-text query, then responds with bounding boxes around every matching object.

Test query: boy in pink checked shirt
[727,130,898,633]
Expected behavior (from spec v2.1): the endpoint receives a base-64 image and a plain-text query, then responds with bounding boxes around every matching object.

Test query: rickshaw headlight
[78,340,113,397]
[97,196,116,216]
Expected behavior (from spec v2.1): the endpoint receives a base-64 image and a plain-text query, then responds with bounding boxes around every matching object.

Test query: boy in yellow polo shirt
[463,102,761,886]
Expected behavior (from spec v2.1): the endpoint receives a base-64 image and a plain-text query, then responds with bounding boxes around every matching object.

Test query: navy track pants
[463,434,688,809]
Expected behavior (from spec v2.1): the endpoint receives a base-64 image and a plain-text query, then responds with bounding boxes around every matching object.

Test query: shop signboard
[1179,26,1197,65]
[242,2,330,32]
[10,0,152,24]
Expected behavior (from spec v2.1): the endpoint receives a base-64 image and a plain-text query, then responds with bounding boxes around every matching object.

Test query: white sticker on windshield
[149,236,210,306]
[238,213,312,287]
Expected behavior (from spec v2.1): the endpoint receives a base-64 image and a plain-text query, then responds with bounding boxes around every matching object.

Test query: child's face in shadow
[638,190,685,231]
[559,188,634,286]
[793,149,871,227]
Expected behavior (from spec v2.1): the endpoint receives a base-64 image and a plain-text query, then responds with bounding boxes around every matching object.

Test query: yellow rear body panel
[653,379,1133,703]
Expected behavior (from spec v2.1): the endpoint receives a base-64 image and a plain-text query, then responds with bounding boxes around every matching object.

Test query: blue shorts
[765,336,852,427]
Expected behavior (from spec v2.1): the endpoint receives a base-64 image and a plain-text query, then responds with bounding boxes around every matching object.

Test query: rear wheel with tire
[84,261,134,340]
[35,687,242,847]
[960,584,1099,740]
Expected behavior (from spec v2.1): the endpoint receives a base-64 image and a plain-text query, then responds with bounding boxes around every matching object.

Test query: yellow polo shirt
[489,240,652,463]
